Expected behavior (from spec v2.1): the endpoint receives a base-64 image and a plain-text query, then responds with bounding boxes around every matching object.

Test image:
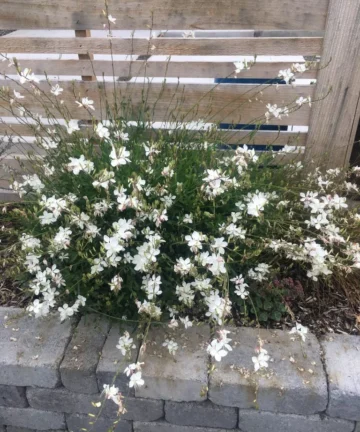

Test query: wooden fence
[0,0,359,192]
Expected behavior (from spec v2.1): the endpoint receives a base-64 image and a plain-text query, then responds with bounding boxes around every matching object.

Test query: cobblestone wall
[0,307,359,432]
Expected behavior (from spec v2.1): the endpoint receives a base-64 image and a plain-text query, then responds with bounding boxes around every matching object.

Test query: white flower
[66,120,80,134]
[109,274,123,292]
[110,146,130,167]
[92,169,116,190]
[176,282,195,306]
[91,258,107,275]
[144,143,160,161]
[20,234,41,250]
[278,68,295,84]
[247,192,269,217]
[292,63,307,73]
[76,295,86,307]
[18,68,39,84]
[252,347,270,372]
[289,323,308,342]
[136,300,162,319]
[234,61,247,74]
[168,318,179,329]
[102,384,119,400]
[207,339,228,362]
[142,274,162,300]
[21,174,45,193]
[27,299,49,317]
[54,227,72,249]
[103,235,124,258]
[76,97,95,110]
[129,371,144,388]
[231,275,249,299]
[206,253,226,276]
[124,362,143,376]
[116,331,136,356]
[174,257,193,276]
[211,237,228,255]
[58,304,74,321]
[85,223,100,239]
[161,166,174,178]
[248,263,270,282]
[183,214,193,224]
[204,290,232,325]
[50,84,63,96]
[39,211,58,225]
[13,90,24,99]
[163,339,179,355]
[185,231,204,254]
[67,155,94,175]
[95,123,110,139]
[227,223,246,240]
[179,316,193,329]
[218,329,232,351]
[108,14,116,24]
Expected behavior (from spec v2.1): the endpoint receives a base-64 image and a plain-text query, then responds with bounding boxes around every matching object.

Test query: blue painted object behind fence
[214,78,287,151]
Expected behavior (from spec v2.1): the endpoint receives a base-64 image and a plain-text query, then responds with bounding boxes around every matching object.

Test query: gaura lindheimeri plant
[0,11,360,416]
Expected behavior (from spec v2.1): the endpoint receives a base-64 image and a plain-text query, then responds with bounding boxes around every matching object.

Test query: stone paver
[0,307,73,388]
[6,428,64,432]
[66,413,132,432]
[322,333,360,421]
[60,315,110,394]
[0,385,28,407]
[134,422,235,432]
[238,410,355,432]
[27,387,163,422]
[136,325,210,402]
[209,326,327,415]
[0,406,66,430]
[165,401,237,429]
[96,323,138,395]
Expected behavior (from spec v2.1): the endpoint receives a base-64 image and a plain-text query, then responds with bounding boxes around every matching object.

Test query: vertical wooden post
[75,29,95,82]
[304,0,360,168]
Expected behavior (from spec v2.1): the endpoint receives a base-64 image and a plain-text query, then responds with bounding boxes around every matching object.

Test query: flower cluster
[1,52,359,398]
[7,117,359,335]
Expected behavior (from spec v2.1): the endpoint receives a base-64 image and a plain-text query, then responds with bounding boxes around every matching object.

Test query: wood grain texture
[0,37,323,56]
[75,29,96,82]
[0,80,314,125]
[0,123,307,147]
[0,0,329,31]
[304,0,360,167]
[1,59,318,80]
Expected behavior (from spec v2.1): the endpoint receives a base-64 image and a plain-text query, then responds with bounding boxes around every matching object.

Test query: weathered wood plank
[0,123,307,147]
[1,59,318,80]
[75,30,96,82]
[0,37,324,56]
[304,0,360,167]
[0,80,315,125]
[0,0,329,31]
[222,130,307,146]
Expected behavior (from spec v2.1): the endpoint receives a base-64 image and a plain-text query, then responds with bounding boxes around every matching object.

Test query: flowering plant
[3,117,360,327]
[0,25,359,410]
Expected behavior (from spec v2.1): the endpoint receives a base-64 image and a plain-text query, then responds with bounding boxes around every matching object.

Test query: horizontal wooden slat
[0,80,315,125]
[0,124,308,148]
[0,37,323,56]
[0,123,41,136]
[222,130,307,146]
[0,0,329,31]
[0,189,21,202]
[1,59,318,79]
